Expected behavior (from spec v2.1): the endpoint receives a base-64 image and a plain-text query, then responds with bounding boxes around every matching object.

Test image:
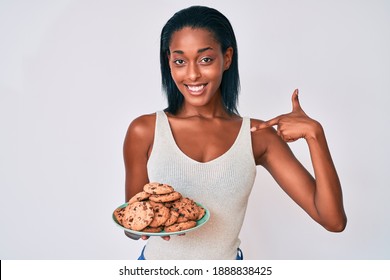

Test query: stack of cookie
[114,182,206,233]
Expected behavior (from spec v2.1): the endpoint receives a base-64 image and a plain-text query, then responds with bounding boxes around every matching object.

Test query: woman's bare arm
[122,114,155,240]
[251,90,347,232]
[123,114,155,201]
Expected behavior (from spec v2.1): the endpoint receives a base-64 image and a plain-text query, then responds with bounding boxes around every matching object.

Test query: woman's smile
[185,83,208,96]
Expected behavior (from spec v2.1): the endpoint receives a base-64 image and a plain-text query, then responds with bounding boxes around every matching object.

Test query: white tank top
[144,111,257,259]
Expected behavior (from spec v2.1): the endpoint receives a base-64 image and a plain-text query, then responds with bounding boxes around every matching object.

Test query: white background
[1,0,389,259]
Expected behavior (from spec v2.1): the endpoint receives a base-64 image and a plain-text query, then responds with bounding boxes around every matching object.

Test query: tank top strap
[154,110,176,149]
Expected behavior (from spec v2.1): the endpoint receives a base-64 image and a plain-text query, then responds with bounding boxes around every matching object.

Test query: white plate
[112,202,210,236]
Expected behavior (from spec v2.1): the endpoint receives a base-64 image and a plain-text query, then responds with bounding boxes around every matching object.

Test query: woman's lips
[185,84,207,96]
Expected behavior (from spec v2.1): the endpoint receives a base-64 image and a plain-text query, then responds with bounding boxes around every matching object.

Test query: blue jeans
[137,246,243,260]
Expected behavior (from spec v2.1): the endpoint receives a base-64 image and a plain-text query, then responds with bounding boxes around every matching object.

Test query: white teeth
[187,85,204,92]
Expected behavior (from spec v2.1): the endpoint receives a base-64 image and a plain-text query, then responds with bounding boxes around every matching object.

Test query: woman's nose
[187,63,201,81]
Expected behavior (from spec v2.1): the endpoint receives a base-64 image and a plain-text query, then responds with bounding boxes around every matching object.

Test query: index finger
[251,116,281,132]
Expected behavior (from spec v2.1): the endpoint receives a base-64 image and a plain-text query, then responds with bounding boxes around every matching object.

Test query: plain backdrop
[1,0,389,260]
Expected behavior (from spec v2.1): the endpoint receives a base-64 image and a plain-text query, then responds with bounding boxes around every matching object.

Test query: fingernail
[250,127,257,132]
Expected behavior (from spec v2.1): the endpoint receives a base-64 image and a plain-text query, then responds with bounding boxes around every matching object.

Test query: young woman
[123,6,347,260]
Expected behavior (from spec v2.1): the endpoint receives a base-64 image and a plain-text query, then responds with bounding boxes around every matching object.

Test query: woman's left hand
[250,89,322,142]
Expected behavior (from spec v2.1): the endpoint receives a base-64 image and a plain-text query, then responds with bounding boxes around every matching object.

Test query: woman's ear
[224,47,233,71]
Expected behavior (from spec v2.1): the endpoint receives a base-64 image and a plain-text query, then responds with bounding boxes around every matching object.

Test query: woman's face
[168,27,232,109]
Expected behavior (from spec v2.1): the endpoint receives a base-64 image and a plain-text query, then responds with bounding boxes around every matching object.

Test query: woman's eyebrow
[171,47,213,54]
[197,47,213,53]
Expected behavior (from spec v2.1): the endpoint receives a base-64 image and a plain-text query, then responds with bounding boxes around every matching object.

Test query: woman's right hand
[141,235,170,241]
[141,233,185,241]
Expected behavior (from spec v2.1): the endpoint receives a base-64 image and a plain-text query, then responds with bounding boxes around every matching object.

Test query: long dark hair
[160,6,240,115]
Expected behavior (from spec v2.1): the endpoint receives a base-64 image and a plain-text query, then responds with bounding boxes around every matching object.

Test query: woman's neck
[176,103,230,119]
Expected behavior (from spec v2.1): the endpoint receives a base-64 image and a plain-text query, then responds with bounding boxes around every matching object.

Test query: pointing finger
[251,116,281,132]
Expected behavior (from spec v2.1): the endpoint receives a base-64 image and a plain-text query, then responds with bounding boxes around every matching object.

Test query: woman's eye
[201,57,212,63]
[174,59,185,65]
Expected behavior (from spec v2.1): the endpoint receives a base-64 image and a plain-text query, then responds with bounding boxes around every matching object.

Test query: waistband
[137,246,243,260]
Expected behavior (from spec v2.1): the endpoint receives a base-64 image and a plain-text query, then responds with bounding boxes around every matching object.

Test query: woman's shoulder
[249,118,263,127]
[125,113,157,141]
[249,117,279,138]
[250,118,269,131]
[249,117,282,164]
[129,112,156,128]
